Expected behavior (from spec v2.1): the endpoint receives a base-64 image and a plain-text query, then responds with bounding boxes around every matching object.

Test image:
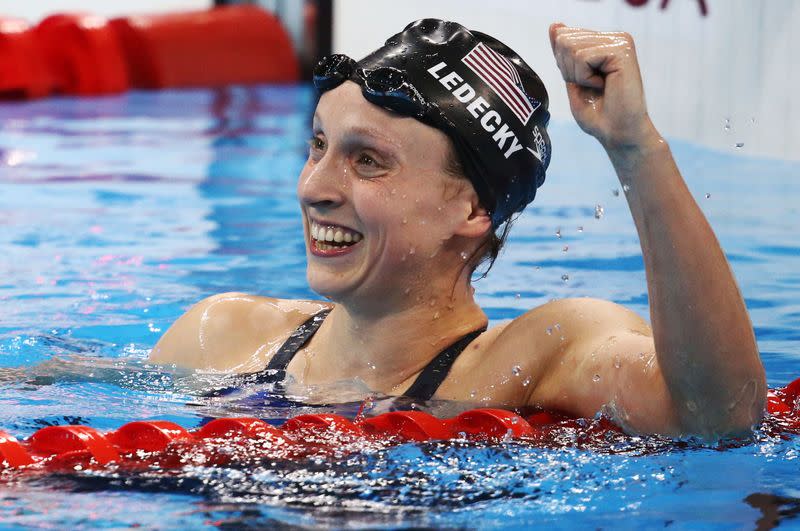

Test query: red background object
[0,18,51,98]
[35,13,128,95]
[110,5,299,89]
[0,5,299,100]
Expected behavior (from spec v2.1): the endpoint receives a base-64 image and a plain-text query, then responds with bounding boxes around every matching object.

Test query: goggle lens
[313,54,356,92]
[313,56,428,119]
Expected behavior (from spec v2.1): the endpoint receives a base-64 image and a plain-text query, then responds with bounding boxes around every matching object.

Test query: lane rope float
[3,377,799,472]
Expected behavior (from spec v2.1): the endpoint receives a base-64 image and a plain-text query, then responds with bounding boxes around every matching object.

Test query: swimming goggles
[313,54,435,120]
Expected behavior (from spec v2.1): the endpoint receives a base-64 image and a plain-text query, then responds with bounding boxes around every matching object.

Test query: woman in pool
[151,20,765,438]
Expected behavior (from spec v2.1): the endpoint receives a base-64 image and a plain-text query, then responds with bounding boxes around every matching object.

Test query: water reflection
[745,492,800,531]
[193,86,315,298]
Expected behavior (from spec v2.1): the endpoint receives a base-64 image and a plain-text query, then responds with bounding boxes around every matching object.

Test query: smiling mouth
[310,220,363,252]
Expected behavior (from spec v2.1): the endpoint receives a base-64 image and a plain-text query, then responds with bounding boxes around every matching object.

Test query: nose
[297,154,347,212]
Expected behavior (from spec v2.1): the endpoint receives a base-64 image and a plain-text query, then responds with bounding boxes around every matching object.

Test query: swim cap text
[427,61,523,159]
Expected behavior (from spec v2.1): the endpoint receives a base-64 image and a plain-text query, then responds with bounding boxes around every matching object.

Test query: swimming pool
[1,86,799,529]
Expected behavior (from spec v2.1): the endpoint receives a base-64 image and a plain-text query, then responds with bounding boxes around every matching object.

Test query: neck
[303,269,487,393]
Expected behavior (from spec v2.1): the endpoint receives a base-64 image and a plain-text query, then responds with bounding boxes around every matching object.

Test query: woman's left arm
[545,24,766,437]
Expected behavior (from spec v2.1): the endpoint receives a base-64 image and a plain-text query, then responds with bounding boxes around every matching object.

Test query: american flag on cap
[462,42,539,125]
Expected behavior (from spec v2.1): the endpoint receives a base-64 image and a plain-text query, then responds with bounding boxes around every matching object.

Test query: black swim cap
[313,19,551,227]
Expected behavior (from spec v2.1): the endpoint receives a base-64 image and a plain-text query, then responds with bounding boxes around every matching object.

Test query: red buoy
[109,420,192,452]
[360,411,451,441]
[28,425,120,465]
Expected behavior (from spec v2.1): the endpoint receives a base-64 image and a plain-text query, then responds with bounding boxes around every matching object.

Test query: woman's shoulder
[440,297,650,404]
[476,297,648,379]
[148,292,332,371]
[503,297,647,332]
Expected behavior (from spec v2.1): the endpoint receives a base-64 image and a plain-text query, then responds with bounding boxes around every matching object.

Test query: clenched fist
[549,23,660,151]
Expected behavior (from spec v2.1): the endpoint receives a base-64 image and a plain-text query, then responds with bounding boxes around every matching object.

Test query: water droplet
[723,118,731,131]
[750,116,757,125]
[735,142,744,149]
[522,376,532,387]
[515,293,521,299]
[433,311,440,319]
[562,245,569,253]
[686,400,697,412]
[460,251,468,260]
[705,193,711,199]
[545,327,553,335]
[408,247,415,255]
[469,390,477,399]
[614,355,621,369]
[368,362,376,370]
[404,287,411,295]
[390,188,397,195]
[612,188,619,197]
[401,217,408,225]
[512,365,521,376]
[592,374,601,382]
[594,204,604,219]
[577,225,584,233]
[638,352,645,359]
[555,228,562,239]
[622,184,630,193]
[554,323,561,330]
[561,274,569,282]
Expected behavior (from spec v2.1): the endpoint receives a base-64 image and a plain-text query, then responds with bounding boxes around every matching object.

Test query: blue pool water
[1,86,799,529]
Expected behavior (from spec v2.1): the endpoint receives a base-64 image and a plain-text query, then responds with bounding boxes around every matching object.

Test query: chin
[306,268,350,303]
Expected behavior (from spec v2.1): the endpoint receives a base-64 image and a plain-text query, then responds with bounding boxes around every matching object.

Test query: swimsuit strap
[226,308,481,402]
[251,308,333,385]
[402,327,486,402]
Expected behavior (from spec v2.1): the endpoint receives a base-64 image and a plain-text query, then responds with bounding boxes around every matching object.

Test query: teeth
[309,221,363,247]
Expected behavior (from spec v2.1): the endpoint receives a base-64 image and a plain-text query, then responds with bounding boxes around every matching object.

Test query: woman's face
[297,81,484,308]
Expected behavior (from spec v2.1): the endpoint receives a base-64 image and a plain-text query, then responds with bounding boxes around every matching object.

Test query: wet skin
[150,24,766,439]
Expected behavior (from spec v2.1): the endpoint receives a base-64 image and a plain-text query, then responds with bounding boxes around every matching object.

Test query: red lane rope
[3,378,799,472]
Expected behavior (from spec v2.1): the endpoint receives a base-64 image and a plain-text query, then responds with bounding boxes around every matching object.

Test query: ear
[453,194,492,239]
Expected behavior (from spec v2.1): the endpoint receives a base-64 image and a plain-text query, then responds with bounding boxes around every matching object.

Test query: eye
[353,151,389,178]
[307,135,326,158]
[356,153,380,168]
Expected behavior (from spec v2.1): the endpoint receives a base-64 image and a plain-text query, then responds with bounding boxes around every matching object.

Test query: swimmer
[150,20,766,439]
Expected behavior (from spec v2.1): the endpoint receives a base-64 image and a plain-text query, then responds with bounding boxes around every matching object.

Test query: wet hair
[443,143,513,279]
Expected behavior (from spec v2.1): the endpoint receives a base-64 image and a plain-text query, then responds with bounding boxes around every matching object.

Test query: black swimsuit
[249,308,486,401]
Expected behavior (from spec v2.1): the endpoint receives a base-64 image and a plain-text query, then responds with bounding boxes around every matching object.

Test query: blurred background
[7,0,798,160]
